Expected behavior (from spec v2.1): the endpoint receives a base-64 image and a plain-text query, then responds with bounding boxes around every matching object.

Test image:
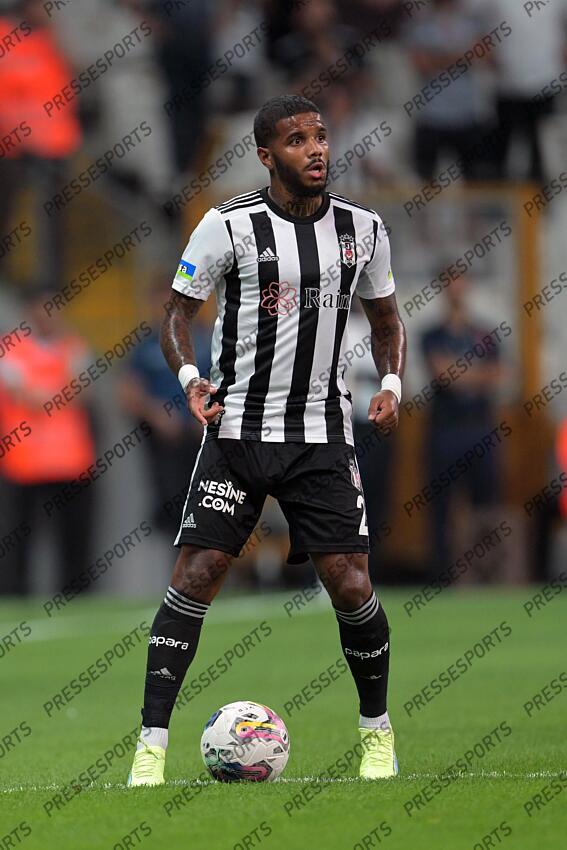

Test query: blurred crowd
[2,0,566,211]
[1,0,567,595]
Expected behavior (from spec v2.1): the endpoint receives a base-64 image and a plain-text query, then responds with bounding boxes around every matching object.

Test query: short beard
[271,152,328,198]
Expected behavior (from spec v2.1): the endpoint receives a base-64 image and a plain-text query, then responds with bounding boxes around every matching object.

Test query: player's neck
[268,185,323,219]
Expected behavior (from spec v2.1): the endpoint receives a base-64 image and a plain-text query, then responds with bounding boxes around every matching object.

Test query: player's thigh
[275,444,369,564]
[175,438,267,559]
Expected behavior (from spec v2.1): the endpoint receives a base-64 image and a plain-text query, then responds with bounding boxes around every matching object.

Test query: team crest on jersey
[338,234,356,268]
[348,458,362,491]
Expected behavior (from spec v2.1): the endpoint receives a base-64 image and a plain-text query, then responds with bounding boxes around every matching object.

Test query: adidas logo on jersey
[257,247,279,262]
[182,512,196,529]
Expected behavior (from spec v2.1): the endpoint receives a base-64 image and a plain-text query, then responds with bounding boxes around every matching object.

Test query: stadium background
[2,0,566,597]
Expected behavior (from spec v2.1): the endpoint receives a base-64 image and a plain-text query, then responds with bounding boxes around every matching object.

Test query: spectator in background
[337,0,407,41]
[404,0,488,181]
[318,80,398,191]
[420,277,502,579]
[118,280,211,535]
[0,0,82,286]
[149,0,214,174]
[271,0,365,90]
[0,292,96,596]
[213,0,267,113]
[476,0,567,183]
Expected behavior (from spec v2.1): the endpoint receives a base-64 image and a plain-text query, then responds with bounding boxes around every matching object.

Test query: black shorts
[175,439,369,562]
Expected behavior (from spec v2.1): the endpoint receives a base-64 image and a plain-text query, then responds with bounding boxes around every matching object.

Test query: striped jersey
[172,186,395,445]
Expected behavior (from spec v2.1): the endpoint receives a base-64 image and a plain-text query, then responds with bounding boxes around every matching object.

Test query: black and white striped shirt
[172,187,395,445]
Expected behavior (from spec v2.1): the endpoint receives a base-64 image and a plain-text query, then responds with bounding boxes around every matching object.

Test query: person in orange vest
[532,418,567,581]
[0,0,82,284]
[0,291,96,595]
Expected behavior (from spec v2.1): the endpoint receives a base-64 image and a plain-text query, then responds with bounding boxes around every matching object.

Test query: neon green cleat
[127,741,166,787]
[359,727,399,779]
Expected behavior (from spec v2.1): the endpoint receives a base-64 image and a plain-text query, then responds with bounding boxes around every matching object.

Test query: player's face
[267,112,329,197]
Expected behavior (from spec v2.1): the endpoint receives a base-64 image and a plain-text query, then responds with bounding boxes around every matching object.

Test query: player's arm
[355,215,406,433]
[162,207,234,426]
[160,292,222,426]
[359,294,406,433]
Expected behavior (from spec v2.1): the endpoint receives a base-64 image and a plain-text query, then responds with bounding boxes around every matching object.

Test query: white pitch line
[0,592,330,644]
[1,770,563,794]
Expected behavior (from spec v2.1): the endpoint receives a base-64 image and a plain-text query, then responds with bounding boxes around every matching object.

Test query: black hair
[253,94,321,147]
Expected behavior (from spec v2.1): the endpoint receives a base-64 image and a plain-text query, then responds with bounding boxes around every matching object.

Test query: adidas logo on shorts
[257,247,279,262]
[182,512,196,529]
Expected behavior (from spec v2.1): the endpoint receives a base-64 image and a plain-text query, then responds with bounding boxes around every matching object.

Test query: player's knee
[175,546,231,599]
[325,557,369,609]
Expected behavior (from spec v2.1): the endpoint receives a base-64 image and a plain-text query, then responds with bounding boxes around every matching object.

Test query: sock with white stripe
[335,592,390,718]
[142,586,209,728]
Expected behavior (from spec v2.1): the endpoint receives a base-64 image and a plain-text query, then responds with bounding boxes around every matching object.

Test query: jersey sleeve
[172,208,234,301]
[355,216,396,300]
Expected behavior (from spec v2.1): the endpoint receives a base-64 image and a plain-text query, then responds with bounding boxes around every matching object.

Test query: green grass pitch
[1,588,565,850]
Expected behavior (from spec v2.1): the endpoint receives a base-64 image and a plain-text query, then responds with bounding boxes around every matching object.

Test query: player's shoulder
[214,189,266,217]
[327,191,382,222]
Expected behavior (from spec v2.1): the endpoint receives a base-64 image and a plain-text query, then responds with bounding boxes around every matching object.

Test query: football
[200,700,290,782]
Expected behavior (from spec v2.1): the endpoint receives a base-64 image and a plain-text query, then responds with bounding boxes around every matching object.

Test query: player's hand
[368,389,398,433]
[186,378,223,426]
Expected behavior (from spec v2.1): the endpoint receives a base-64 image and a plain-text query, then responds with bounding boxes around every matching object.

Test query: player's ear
[257,146,273,171]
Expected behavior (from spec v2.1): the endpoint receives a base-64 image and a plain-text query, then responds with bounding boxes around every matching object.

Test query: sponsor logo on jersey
[177,259,196,281]
[182,512,196,529]
[344,643,389,659]
[304,288,350,309]
[260,281,297,316]
[338,233,356,267]
[257,247,279,263]
[198,479,247,515]
[149,636,189,650]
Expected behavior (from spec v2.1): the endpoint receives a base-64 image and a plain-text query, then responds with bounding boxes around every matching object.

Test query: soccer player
[128,94,406,786]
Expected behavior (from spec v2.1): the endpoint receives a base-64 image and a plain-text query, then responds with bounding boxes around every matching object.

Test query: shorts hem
[175,534,241,557]
[290,542,369,558]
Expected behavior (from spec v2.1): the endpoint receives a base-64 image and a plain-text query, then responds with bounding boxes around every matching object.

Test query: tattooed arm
[359,293,407,432]
[160,291,222,426]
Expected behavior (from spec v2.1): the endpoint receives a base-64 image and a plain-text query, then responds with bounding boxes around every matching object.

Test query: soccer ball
[200,700,290,782]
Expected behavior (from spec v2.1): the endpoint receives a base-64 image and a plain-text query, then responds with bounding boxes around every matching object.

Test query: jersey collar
[260,186,330,224]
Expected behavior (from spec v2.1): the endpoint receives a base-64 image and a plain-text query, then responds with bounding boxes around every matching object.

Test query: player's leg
[275,443,397,778]
[311,551,397,779]
[129,545,231,787]
[128,439,266,786]
[142,544,231,727]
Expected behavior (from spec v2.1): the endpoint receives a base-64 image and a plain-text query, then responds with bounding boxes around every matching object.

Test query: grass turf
[0,589,565,850]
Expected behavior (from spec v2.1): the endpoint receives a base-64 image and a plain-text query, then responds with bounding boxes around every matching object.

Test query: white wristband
[178,364,200,391]
[381,373,401,403]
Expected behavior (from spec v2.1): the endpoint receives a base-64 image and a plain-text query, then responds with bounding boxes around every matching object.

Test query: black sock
[142,586,209,728]
[335,592,390,717]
